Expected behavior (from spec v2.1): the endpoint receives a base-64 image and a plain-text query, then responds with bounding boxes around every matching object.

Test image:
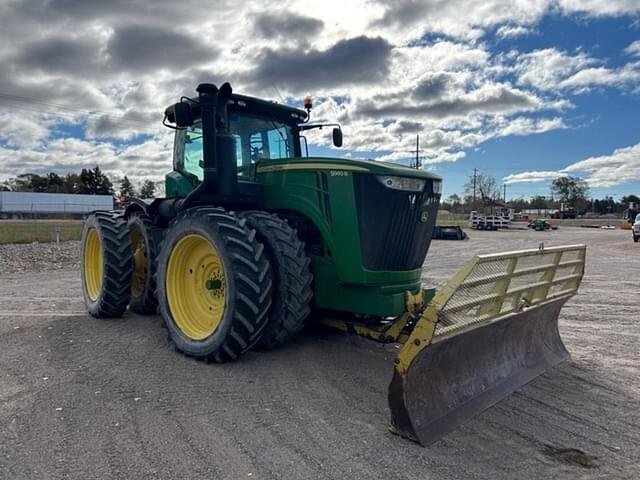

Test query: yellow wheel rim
[131,227,147,299]
[166,234,227,340]
[83,227,103,302]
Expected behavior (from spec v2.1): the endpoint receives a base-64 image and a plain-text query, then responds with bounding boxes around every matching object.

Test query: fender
[123,197,150,218]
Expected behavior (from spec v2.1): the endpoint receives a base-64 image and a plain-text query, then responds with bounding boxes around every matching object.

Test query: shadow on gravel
[541,444,600,469]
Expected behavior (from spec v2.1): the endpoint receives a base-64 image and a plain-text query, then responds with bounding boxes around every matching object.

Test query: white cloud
[503,142,640,187]
[515,47,640,93]
[559,64,640,91]
[557,0,640,17]
[495,116,566,137]
[503,170,563,183]
[370,0,550,42]
[0,0,638,183]
[514,48,597,90]
[0,112,52,148]
[0,136,172,185]
[625,40,640,57]
[564,142,640,187]
[496,25,533,39]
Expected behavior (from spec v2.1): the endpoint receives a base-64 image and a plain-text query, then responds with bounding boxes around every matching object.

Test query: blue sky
[432,15,640,199]
[0,0,638,199]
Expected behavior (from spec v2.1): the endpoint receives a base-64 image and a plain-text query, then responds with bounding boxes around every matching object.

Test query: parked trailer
[469,209,512,230]
[0,192,114,217]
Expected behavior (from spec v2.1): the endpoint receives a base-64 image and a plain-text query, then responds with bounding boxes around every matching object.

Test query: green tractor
[80,82,586,445]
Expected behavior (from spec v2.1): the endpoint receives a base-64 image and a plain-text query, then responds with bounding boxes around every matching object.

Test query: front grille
[353,174,440,271]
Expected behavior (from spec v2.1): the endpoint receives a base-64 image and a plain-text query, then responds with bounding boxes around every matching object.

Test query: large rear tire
[156,208,272,362]
[128,213,159,314]
[81,211,133,318]
[241,211,313,349]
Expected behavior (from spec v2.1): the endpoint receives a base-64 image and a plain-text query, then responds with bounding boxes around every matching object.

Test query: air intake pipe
[179,82,236,211]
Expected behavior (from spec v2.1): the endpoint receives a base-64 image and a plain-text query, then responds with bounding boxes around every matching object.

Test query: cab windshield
[179,111,296,181]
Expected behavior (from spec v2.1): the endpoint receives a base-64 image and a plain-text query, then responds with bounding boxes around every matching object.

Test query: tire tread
[81,211,133,318]
[128,213,159,314]
[241,210,313,350]
[156,207,272,362]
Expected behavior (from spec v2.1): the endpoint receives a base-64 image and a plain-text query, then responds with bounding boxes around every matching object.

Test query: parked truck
[551,202,577,219]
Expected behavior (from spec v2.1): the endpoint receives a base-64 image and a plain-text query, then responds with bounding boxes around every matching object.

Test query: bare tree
[464,172,500,205]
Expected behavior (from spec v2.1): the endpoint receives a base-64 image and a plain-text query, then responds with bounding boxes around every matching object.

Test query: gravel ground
[0,241,79,274]
[0,227,638,479]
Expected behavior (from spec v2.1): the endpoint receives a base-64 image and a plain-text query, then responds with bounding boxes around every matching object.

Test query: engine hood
[256,157,442,181]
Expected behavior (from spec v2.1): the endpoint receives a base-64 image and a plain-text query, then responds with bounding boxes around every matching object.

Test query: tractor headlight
[377,176,426,192]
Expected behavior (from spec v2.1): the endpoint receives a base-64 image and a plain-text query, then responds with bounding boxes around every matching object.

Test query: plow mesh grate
[434,245,585,338]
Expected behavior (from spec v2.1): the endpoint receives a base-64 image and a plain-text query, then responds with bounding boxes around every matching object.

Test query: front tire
[157,208,272,362]
[81,211,133,318]
[241,211,313,349]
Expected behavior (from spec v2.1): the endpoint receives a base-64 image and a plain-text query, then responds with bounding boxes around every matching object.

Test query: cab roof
[228,93,308,125]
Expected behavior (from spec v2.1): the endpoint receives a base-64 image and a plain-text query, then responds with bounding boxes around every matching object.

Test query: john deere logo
[420,211,429,223]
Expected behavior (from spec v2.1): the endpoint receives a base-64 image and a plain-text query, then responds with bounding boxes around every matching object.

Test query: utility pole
[503,184,507,203]
[414,124,420,170]
[400,127,422,168]
[472,168,477,210]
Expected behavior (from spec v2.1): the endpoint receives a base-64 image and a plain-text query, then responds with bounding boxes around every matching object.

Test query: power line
[0,101,155,130]
[0,91,111,116]
[0,101,158,131]
[0,90,158,129]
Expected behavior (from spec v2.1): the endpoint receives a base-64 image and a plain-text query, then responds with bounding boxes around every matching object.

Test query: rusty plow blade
[388,244,586,446]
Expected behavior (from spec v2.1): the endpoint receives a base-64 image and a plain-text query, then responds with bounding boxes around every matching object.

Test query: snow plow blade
[388,244,586,446]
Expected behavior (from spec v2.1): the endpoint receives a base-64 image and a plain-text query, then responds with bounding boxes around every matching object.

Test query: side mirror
[332,127,343,148]
[166,102,193,127]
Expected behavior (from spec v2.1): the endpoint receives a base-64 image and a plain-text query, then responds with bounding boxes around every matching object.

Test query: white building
[0,192,113,216]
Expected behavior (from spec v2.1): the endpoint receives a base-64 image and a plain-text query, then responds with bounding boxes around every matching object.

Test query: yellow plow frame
[324,244,586,445]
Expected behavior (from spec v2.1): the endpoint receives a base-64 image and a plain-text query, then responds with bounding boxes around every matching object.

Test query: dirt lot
[1,227,638,479]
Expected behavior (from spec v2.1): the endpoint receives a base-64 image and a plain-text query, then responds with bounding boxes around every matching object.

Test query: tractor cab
[164,85,342,201]
[173,95,303,181]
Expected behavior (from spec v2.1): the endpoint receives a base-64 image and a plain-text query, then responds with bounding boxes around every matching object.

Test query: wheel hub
[166,234,227,340]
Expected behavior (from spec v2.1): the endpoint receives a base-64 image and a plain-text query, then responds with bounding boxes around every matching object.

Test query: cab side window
[175,113,295,183]
[184,126,203,181]
[267,127,289,159]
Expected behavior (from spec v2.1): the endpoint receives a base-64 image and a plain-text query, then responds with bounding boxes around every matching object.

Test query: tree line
[443,172,638,215]
[1,167,156,199]
[2,168,636,215]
